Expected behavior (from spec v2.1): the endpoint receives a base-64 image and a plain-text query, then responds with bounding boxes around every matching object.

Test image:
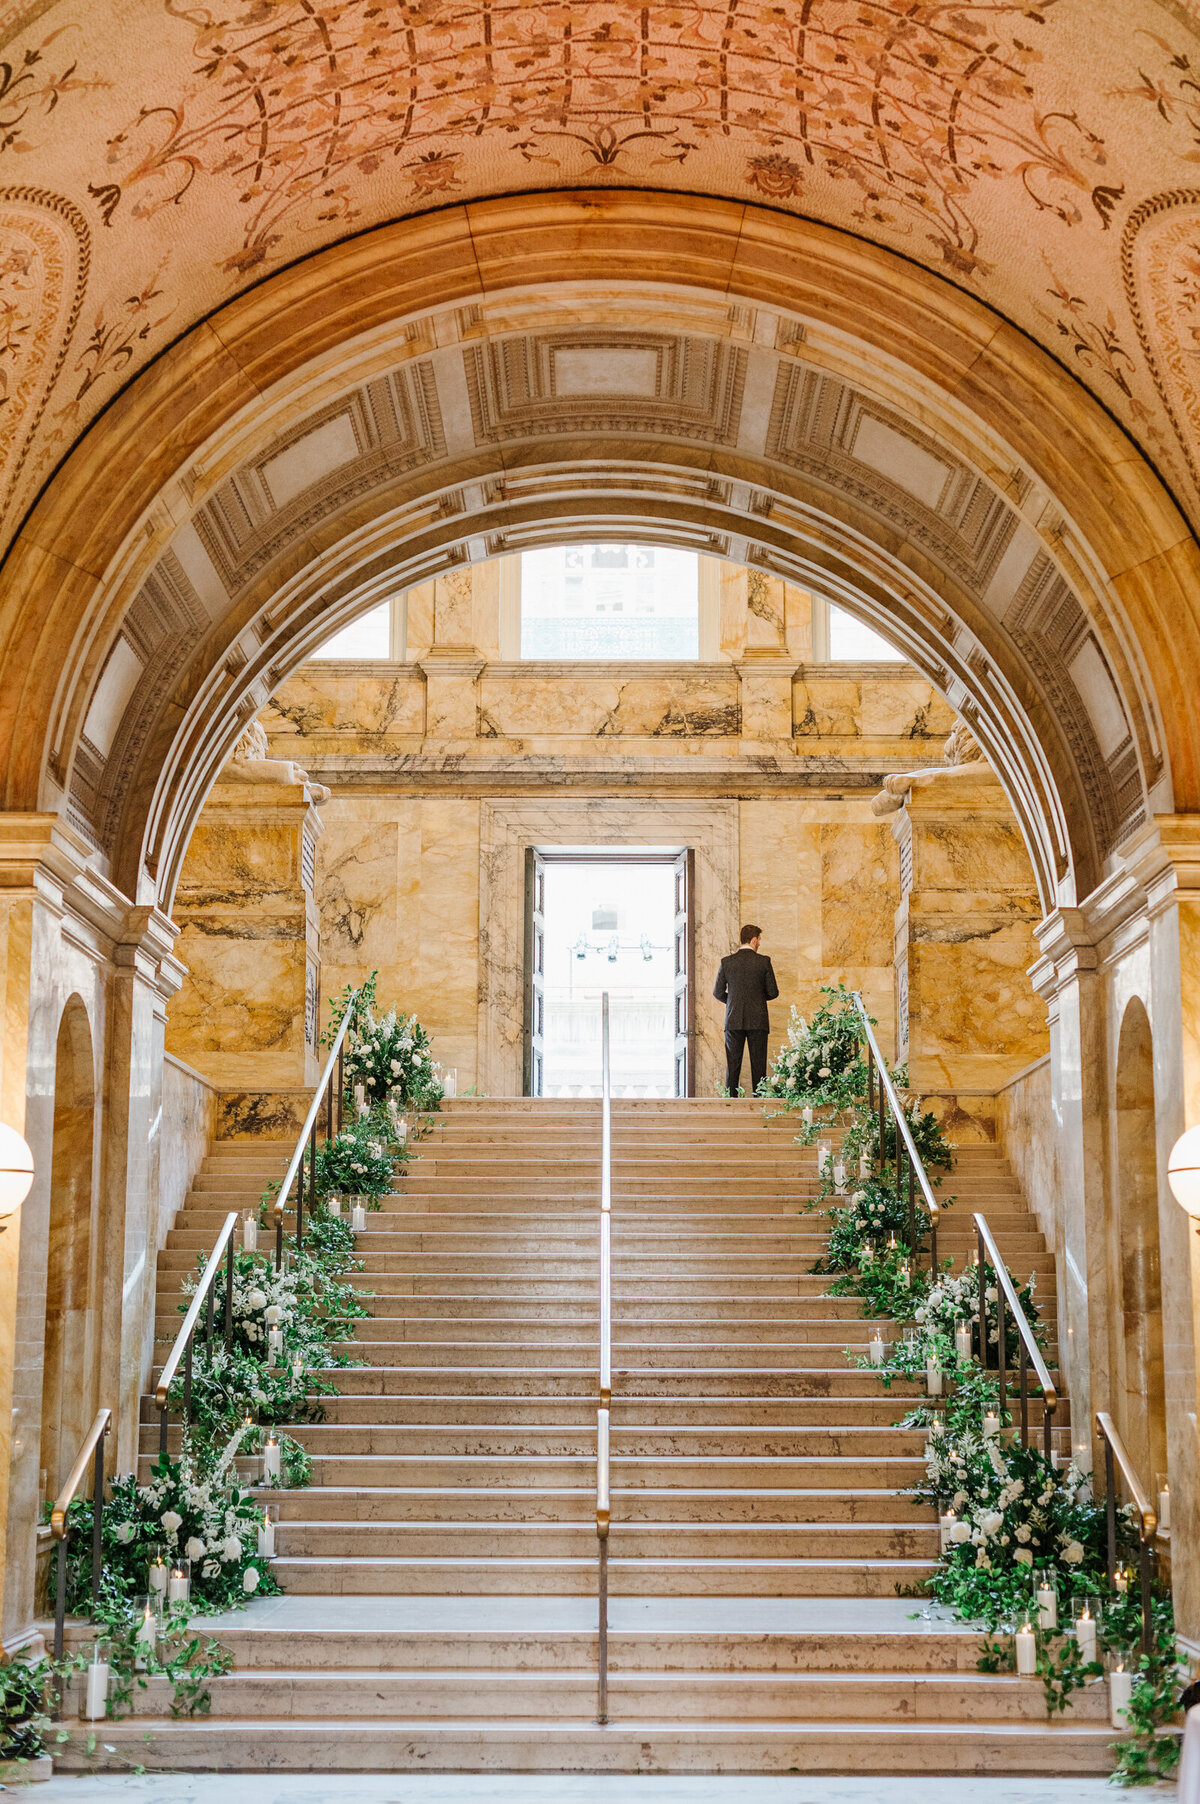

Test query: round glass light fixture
[1168,1125,1200,1218]
[0,1123,33,1218]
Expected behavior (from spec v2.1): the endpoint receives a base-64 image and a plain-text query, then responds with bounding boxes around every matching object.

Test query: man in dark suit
[714,924,779,1096]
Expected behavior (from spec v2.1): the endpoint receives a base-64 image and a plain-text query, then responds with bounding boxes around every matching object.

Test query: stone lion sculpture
[222,718,330,803]
[870,718,987,817]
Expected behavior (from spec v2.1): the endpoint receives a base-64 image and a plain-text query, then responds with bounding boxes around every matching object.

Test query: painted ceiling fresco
[2,0,1200,554]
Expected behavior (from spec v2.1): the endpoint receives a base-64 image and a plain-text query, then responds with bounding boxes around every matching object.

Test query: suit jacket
[713,947,779,1032]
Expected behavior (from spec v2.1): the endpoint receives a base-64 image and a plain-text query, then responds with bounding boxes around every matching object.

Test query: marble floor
[12,1778,1170,1803]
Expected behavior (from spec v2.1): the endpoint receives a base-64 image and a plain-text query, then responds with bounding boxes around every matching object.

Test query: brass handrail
[973,1211,1057,1461]
[271,988,361,1264]
[155,1210,238,1451]
[849,991,939,1268]
[1096,1409,1157,1658]
[50,1407,111,1665]
[596,989,612,1725]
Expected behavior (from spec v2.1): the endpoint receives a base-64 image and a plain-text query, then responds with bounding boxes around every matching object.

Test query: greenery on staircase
[23,982,445,1760]
[763,984,1185,1785]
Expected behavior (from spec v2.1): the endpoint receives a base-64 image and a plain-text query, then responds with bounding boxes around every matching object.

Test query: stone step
[137,1454,930,1489]
[269,1522,938,1561]
[258,1487,933,1524]
[223,1366,926,1397]
[180,1395,993,1429]
[267,1555,937,1597]
[78,1665,1107,1723]
[50,1715,1115,1776]
[140,1423,932,1457]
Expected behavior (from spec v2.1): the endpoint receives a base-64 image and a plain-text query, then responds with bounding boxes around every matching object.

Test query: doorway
[524,849,694,1097]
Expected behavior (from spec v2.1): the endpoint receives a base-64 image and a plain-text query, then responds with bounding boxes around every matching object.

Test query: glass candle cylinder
[352,1202,367,1232]
[167,1558,191,1605]
[858,1150,871,1179]
[257,1506,277,1559]
[82,1641,110,1719]
[816,1139,832,1177]
[1015,1624,1037,1677]
[327,1194,341,1217]
[1034,1573,1057,1631]
[868,1332,886,1367]
[268,1326,283,1360]
[444,1069,457,1099]
[982,1411,1000,1440]
[242,1211,258,1253]
[263,1436,282,1481]
[148,1553,168,1598]
[1109,1664,1134,1728]
[955,1321,971,1359]
[354,1083,365,1111]
[832,1158,847,1192]
[939,1510,955,1553]
[926,1357,942,1397]
[1157,1478,1171,1532]
[801,1105,813,1129]
[134,1599,157,1671]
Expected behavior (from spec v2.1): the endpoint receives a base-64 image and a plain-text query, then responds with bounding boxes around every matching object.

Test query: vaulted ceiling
[3,0,1200,560]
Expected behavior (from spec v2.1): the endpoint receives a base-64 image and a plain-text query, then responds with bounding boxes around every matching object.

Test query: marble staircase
[60,1096,1112,1774]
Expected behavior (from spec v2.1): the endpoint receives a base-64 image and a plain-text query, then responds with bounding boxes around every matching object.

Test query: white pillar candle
[926,1358,942,1397]
[1035,1585,1057,1631]
[263,1437,282,1480]
[327,1194,341,1217]
[397,1118,408,1144]
[955,1322,971,1359]
[354,1082,365,1110]
[148,1557,168,1596]
[257,1519,276,1558]
[817,1141,832,1176]
[1075,1611,1097,1663]
[83,1654,109,1719]
[858,1150,871,1179]
[291,1356,303,1383]
[1015,1624,1037,1677]
[168,1568,189,1604]
[444,1068,457,1099]
[869,1333,886,1367]
[1114,1566,1128,1594]
[1110,1666,1134,1728]
[982,1411,1000,1440]
[242,1213,258,1252]
[939,1510,954,1553]
[832,1159,847,1192]
[1158,1485,1171,1532]
[268,1326,283,1360]
[352,1202,367,1232]
[801,1105,813,1128]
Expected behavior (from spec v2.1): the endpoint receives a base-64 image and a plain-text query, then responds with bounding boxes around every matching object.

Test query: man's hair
[740,924,763,945]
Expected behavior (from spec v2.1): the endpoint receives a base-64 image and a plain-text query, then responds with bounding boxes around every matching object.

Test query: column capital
[1119,814,1200,917]
[0,812,94,900]
[1031,906,1098,1000]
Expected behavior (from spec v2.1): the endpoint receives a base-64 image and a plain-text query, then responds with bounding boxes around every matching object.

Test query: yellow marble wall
[166,783,324,1089]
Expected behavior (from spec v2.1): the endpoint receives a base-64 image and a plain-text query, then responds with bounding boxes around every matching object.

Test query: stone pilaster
[165,783,324,1088]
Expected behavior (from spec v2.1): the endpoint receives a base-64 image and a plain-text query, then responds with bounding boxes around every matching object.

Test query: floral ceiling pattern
[1,0,1200,549]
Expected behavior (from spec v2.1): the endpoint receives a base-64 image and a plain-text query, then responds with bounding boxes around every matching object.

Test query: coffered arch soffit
[33,219,1187,917]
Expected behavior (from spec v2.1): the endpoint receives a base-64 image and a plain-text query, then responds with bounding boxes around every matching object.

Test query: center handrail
[1096,1410,1157,1657]
[155,1210,239,1450]
[271,986,362,1264]
[973,1211,1057,1460]
[850,991,939,1268]
[596,990,612,1726]
[49,1407,111,1665]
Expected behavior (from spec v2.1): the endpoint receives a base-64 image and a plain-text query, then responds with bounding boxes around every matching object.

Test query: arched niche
[1113,995,1168,1493]
[0,194,1192,915]
[39,995,97,1495]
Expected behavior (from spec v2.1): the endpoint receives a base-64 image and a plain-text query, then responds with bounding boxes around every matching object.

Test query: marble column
[165,783,324,1089]
[737,570,799,746]
[1029,910,1106,1478]
[1121,816,1200,1644]
[890,768,1047,1091]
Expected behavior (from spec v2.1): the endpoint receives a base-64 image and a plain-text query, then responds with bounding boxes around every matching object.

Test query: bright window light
[829,604,905,662]
[310,602,390,660]
[521,545,699,660]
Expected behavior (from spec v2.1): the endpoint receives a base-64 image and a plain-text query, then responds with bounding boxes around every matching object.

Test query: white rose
[248,1289,267,1311]
[1014,1548,1034,1566]
[913,1308,926,1324]
[160,1510,182,1535]
[950,1520,971,1544]
[390,1060,402,1075]
[222,1534,243,1563]
[113,1521,135,1545]
[243,1567,260,1593]
[981,1512,1003,1537]
[1063,1541,1084,1564]
[818,1067,832,1078]
[985,1287,998,1303]
[1015,1524,1032,1544]
[185,1536,206,1561]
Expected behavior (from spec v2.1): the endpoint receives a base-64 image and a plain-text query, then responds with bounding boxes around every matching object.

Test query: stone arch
[1112,994,1168,1493]
[39,994,97,1495]
[0,194,1193,913]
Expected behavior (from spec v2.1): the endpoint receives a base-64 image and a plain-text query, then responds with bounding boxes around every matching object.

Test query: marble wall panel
[263,671,425,750]
[178,818,300,895]
[906,917,1048,1089]
[859,678,955,741]
[793,678,861,740]
[316,811,399,966]
[820,823,898,970]
[913,817,1040,898]
[476,670,740,740]
[168,934,309,1087]
[216,1089,311,1140]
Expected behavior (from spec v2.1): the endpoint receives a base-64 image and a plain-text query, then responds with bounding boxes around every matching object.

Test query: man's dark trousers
[726,1028,769,1096]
